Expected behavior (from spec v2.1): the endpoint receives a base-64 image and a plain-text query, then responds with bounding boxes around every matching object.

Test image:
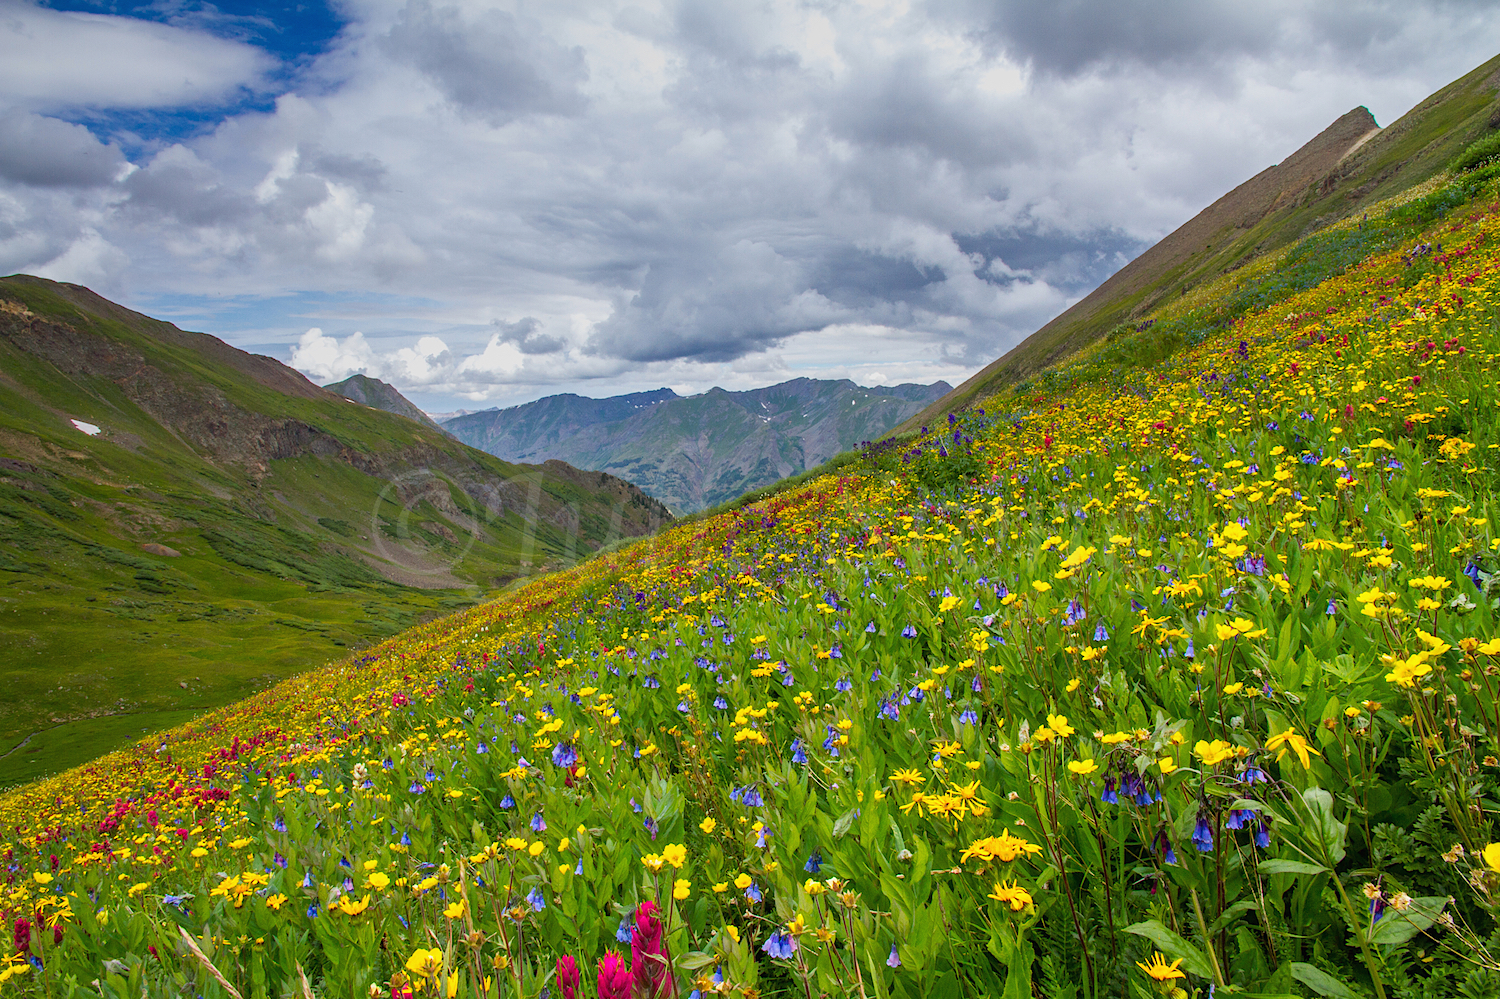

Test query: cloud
[3,0,1499,412]
[381,0,588,124]
[0,1,272,111]
[0,112,129,187]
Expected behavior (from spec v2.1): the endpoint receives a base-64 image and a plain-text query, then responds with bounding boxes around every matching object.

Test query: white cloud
[3,0,1499,411]
[0,2,272,111]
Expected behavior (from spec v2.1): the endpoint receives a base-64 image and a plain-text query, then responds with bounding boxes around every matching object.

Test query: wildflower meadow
[9,154,1500,999]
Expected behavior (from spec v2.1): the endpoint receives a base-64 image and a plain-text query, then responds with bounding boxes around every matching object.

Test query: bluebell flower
[887,944,901,968]
[1100,776,1118,805]
[763,931,797,959]
[804,849,822,873]
[476,742,489,754]
[527,888,546,911]
[866,621,877,633]
[617,916,634,943]
[644,817,659,839]
[408,781,426,794]
[713,696,729,710]
[960,709,979,725]
[499,795,515,810]
[1254,819,1270,849]
[306,902,320,918]
[1192,815,1215,852]
[745,882,762,902]
[835,677,852,692]
[829,644,842,659]
[756,826,773,848]
[163,893,192,906]
[531,813,547,833]
[339,856,352,868]
[742,787,764,807]
[901,624,918,639]
[272,815,287,833]
[791,739,807,765]
[1094,623,1110,642]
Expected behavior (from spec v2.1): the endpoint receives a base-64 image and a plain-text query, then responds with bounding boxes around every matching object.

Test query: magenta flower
[556,955,581,999]
[597,951,631,999]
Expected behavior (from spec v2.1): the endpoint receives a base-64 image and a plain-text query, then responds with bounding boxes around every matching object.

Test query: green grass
[0,276,672,785]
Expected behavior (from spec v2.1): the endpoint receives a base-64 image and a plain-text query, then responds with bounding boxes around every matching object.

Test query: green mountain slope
[896,50,1500,435]
[0,275,670,785]
[442,378,950,513]
[324,373,449,433]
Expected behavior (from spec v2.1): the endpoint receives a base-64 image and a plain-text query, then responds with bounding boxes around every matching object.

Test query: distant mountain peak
[324,373,447,433]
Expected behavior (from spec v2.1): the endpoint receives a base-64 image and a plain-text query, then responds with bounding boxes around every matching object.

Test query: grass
[0,277,671,785]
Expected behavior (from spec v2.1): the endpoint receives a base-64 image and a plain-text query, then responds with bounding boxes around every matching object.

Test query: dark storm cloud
[945,0,1469,78]
[381,0,589,125]
[118,152,252,227]
[0,112,126,187]
[956,229,1147,292]
[491,316,565,355]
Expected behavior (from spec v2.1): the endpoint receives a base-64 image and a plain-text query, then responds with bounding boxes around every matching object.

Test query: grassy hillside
[0,276,669,785]
[895,51,1500,436]
[3,109,1500,999]
[323,374,449,433]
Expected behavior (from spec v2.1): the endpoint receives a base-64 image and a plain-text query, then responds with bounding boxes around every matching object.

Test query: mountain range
[0,275,668,785]
[439,378,950,513]
[899,51,1500,433]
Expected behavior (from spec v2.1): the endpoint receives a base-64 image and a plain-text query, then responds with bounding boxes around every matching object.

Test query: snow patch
[70,419,101,436]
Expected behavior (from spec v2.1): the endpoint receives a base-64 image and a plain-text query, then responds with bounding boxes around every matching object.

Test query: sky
[3,0,1499,413]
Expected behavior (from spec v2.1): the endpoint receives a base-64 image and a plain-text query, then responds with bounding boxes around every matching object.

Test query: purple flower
[531,812,548,833]
[791,739,807,765]
[763,931,797,959]
[1192,815,1215,852]
[901,624,918,639]
[887,944,901,968]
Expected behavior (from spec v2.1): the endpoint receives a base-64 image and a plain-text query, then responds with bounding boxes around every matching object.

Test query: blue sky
[4,0,1500,412]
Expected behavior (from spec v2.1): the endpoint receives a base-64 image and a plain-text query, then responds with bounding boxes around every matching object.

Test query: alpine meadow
[14,38,1500,999]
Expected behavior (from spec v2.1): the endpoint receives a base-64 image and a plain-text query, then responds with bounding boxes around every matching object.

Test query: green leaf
[1257,859,1330,876]
[1206,900,1258,937]
[1302,787,1348,864]
[1369,895,1448,946]
[1289,962,1361,999]
[1122,920,1214,981]
[833,807,859,839]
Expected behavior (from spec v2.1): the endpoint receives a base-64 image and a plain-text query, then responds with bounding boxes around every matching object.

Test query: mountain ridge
[895,51,1500,434]
[442,377,950,513]
[324,372,449,433]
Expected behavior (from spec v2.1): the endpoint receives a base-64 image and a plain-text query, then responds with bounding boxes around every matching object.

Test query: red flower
[597,951,630,999]
[556,955,581,999]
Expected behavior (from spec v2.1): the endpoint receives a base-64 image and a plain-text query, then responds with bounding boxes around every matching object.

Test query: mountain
[442,378,950,513]
[896,51,1500,434]
[324,372,448,433]
[0,274,671,785]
